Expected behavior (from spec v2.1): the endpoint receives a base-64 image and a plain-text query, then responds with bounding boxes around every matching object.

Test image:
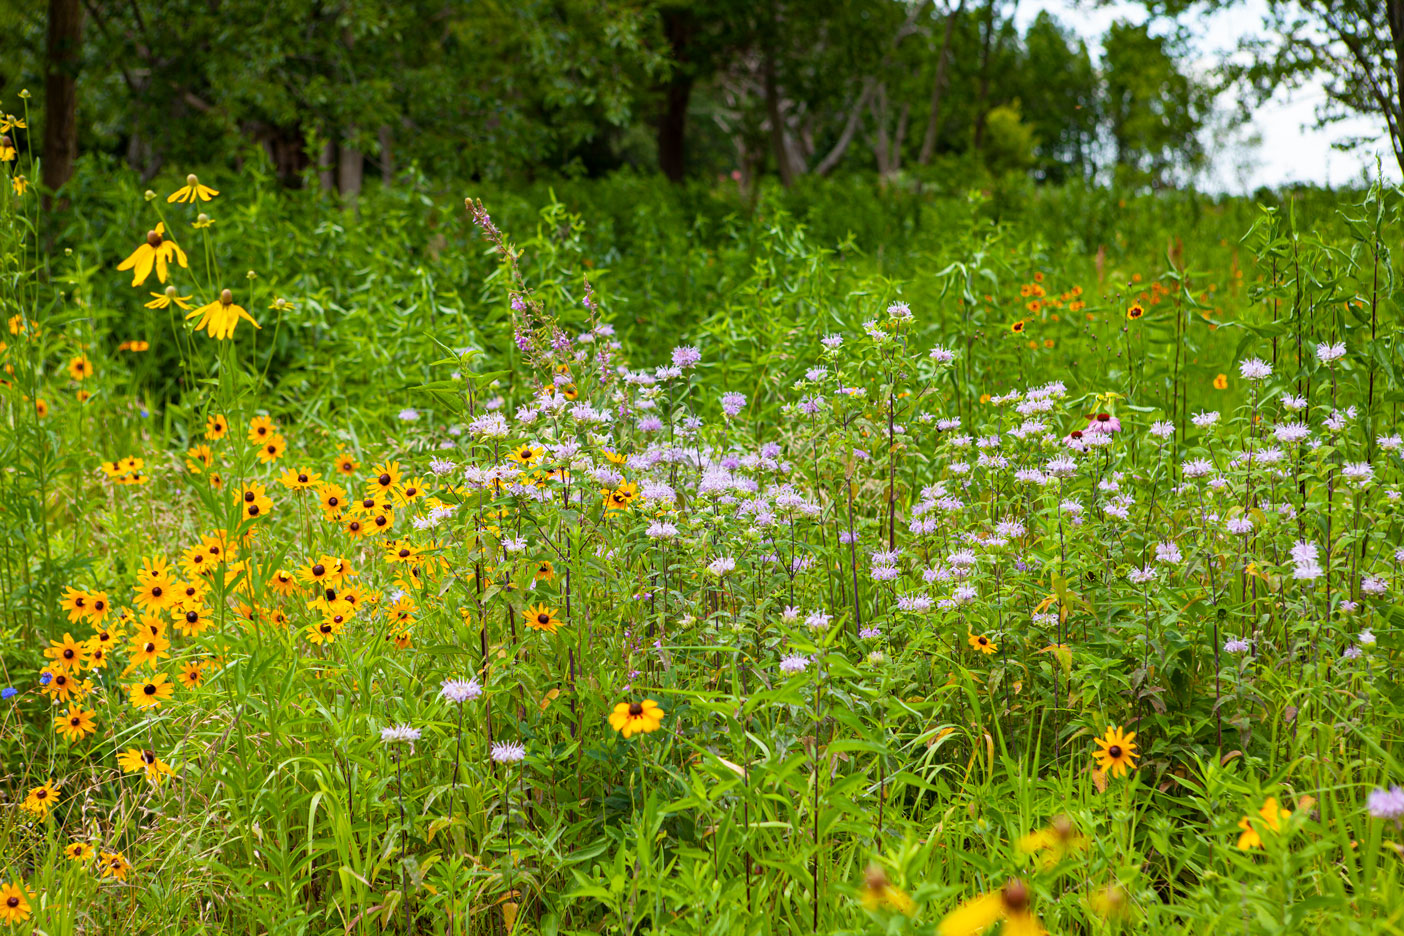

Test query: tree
[1101,21,1209,187]
[42,0,81,204]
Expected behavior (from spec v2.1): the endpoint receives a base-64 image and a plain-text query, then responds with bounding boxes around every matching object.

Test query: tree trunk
[657,8,694,182]
[379,125,394,184]
[1387,0,1404,177]
[763,42,796,186]
[318,138,336,192]
[42,0,82,207]
[918,0,964,165]
[338,139,363,198]
[972,0,998,152]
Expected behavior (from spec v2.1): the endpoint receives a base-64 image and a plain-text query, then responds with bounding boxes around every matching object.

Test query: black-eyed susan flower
[334,454,359,476]
[248,415,276,443]
[187,288,259,340]
[316,483,347,519]
[1091,725,1138,778]
[937,879,1042,936]
[117,747,176,787]
[127,672,174,710]
[64,841,95,862]
[391,477,426,506]
[175,605,214,637]
[0,882,32,924]
[1236,797,1290,849]
[133,556,177,612]
[534,560,555,582]
[123,634,171,673]
[279,467,321,490]
[59,586,90,622]
[256,433,286,464]
[100,851,130,881]
[54,705,97,742]
[41,667,86,703]
[369,461,402,495]
[238,482,273,520]
[860,865,913,915]
[45,632,86,671]
[177,661,205,689]
[523,603,563,634]
[1017,815,1085,868]
[306,618,343,645]
[117,222,187,287]
[21,782,59,817]
[269,569,299,597]
[205,413,228,440]
[167,173,219,203]
[507,444,543,467]
[608,698,665,738]
[603,481,638,512]
[11,174,27,196]
[967,633,997,655]
[68,354,94,380]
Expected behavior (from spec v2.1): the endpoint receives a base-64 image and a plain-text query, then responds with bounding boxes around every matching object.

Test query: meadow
[2,135,1403,935]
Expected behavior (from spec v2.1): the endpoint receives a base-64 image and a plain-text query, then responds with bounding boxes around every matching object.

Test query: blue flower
[0,687,16,699]
[39,672,52,686]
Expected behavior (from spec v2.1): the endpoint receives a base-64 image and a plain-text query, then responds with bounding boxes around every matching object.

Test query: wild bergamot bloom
[0,882,33,925]
[22,781,59,817]
[967,633,997,654]
[1237,797,1291,850]
[54,705,97,742]
[127,672,174,709]
[167,173,219,203]
[188,288,260,340]
[608,698,665,738]
[938,879,1042,936]
[523,603,563,634]
[117,222,188,287]
[1091,725,1138,778]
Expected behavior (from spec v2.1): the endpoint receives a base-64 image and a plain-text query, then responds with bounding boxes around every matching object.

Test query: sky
[1012,0,1402,193]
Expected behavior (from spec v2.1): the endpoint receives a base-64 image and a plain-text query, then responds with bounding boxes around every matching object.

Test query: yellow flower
[967,633,997,655]
[1236,797,1290,850]
[117,222,188,287]
[68,354,94,380]
[0,882,33,925]
[187,289,260,340]
[523,603,563,634]
[1127,302,1145,320]
[1091,725,1138,778]
[21,782,59,817]
[0,136,14,161]
[938,879,1042,936]
[860,865,914,915]
[507,443,544,466]
[1213,373,1228,390]
[11,174,27,195]
[117,747,176,787]
[167,173,219,203]
[608,698,665,738]
[54,705,97,742]
[64,841,95,862]
[145,286,193,310]
[100,851,131,881]
[603,481,638,512]
[126,672,175,709]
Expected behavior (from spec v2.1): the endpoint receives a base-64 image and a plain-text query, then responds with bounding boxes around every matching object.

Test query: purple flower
[1367,786,1404,820]
[671,345,702,369]
[721,392,746,417]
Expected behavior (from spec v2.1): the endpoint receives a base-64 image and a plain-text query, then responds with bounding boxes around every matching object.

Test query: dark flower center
[312,564,325,576]
[378,473,391,486]
[247,505,259,516]
[1108,745,1122,758]
[325,588,336,601]
[64,648,75,659]
[71,717,81,726]
[327,497,339,507]
[349,522,361,532]
[537,613,550,625]
[151,586,163,597]
[375,516,387,526]
[298,474,308,483]
[143,750,155,763]
[146,230,162,247]
[978,637,988,645]
[144,684,157,695]
[629,702,643,716]
[94,600,105,611]
[398,549,410,558]
[405,488,416,496]
[244,491,255,502]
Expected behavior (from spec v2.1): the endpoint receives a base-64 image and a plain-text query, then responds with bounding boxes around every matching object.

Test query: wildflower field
[3,140,1404,934]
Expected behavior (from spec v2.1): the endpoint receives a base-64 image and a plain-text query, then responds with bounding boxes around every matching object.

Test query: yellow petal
[938,892,1003,936]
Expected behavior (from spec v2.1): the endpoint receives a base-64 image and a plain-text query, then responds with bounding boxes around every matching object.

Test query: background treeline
[3,0,1222,194]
